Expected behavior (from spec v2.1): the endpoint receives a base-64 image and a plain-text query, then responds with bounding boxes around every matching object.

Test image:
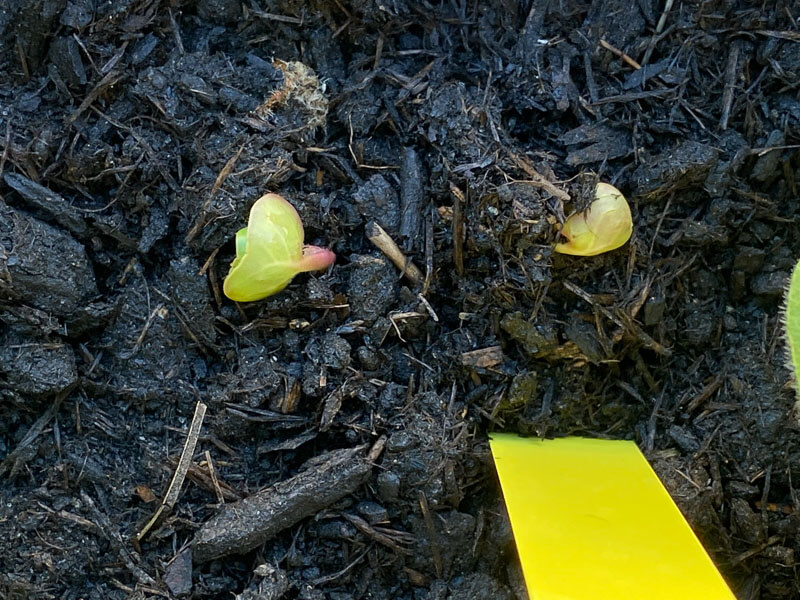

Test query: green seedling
[785,259,800,398]
[222,193,335,302]
[554,182,633,256]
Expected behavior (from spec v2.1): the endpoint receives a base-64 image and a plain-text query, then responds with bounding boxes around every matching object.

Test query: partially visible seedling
[222,194,335,302]
[785,259,800,399]
[554,182,633,256]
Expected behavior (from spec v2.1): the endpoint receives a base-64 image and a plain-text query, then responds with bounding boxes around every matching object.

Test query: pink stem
[295,245,336,273]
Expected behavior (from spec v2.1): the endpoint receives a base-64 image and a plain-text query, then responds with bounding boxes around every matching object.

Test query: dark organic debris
[0,1,799,598]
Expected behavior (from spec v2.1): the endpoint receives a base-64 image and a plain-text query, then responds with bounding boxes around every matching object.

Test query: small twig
[193,444,376,562]
[0,117,11,178]
[137,401,207,542]
[373,34,384,70]
[16,40,29,80]
[168,9,185,54]
[685,375,724,412]
[121,304,167,359]
[750,144,800,156]
[641,0,676,65]
[563,280,671,357]
[755,30,800,41]
[719,43,739,130]
[730,535,782,565]
[449,184,465,275]
[249,7,303,24]
[311,545,371,585]
[82,491,157,586]
[417,293,439,322]
[367,435,387,462]
[68,70,123,124]
[0,386,72,477]
[209,255,223,309]
[204,450,225,505]
[592,88,673,105]
[655,0,676,34]
[198,247,220,276]
[210,145,244,198]
[164,456,240,502]
[186,146,245,243]
[506,151,570,202]
[342,513,413,554]
[366,221,423,284]
[599,39,642,70]
[417,491,443,578]
[423,203,434,294]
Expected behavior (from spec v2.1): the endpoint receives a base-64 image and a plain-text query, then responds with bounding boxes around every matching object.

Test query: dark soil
[1,1,799,599]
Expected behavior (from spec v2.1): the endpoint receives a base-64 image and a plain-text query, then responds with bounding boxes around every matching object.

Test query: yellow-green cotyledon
[223,193,335,302]
[554,182,633,257]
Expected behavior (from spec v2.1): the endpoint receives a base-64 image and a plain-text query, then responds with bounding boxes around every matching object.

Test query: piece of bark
[193,444,376,562]
[4,173,87,237]
[461,346,505,368]
[399,147,423,252]
[163,548,193,596]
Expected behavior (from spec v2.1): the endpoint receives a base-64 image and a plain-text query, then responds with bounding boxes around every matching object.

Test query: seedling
[554,182,633,256]
[785,259,800,397]
[222,194,335,302]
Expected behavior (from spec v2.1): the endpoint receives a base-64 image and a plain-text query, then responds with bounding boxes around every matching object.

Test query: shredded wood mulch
[1,1,799,599]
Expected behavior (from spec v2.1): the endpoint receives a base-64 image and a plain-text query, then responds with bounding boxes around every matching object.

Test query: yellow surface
[490,435,736,600]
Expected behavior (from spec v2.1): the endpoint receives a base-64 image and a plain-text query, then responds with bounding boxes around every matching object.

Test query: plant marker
[490,435,736,600]
[784,259,800,398]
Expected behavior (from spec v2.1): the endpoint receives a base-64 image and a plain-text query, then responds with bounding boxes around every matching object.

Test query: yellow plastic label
[490,435,735,600]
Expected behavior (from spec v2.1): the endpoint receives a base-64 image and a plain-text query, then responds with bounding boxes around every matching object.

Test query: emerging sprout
[554,182,633,256]
[222,194,335,302]
[785,259,800,399]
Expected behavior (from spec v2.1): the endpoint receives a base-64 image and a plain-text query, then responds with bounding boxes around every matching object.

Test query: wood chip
[461,346,505,368]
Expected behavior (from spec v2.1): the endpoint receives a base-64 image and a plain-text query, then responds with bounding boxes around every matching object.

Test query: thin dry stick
[599,39,642,70]
[68,70,123,124]
[198,247,220,276]
[418,491,443,578]
[719,43,740,130]
[641,0,677,66]
[417,293,439,322]
[81,491,157,586]
[0,117,11,178]
[0,386,72,477]
[341,513,412,554]
[423,204,434,294]
[506,151,570,202]
[449,184,466,275]
[211,145,245,198]
[205,450,225,505]
[137,401,207,542]
[656,0,676,34]
[186,145,245,243]
[563,280,672,357]
[122,304,166,359]
[366,221,423,284]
